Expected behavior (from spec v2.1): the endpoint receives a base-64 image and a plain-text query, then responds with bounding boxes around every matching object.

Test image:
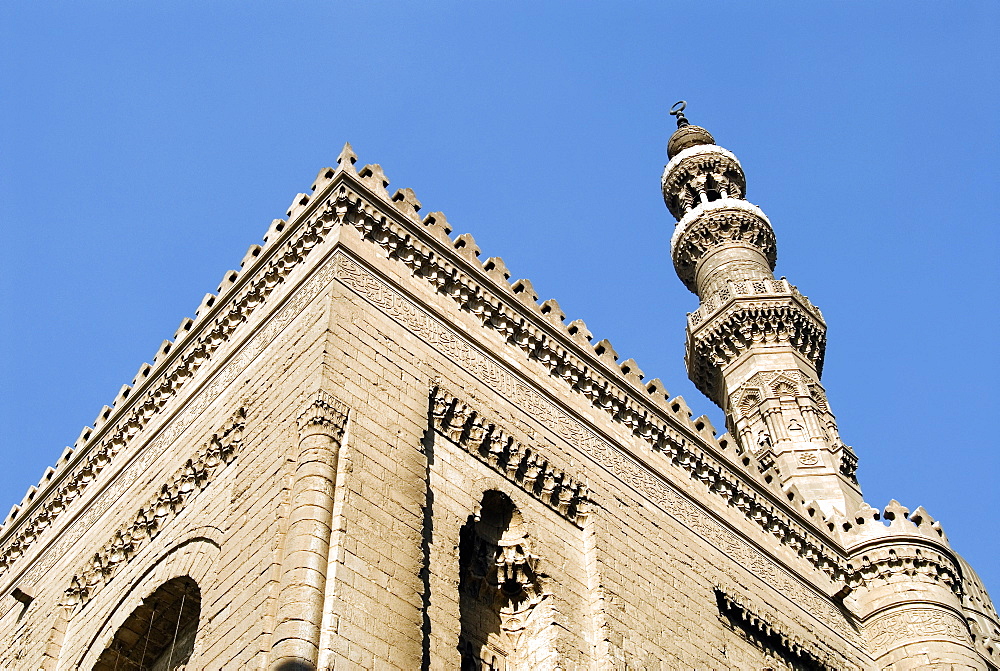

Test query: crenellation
[510,277,538,304]
[216,269,240,295]
[421,211,453,243]
[130,362,152,386]
[3,125,992,670]
[565,317,592,345]
[358,163,390,197]
[93,404,112,429]
[261,218,287,247]
[311,166,336,193]
[194,292,216,319]
[286,192,311,220]
[452,232,481,263]
[592,338,618,365]
[482,255,511,283]
[73,425,94,449]
[391,187,422,221]
[151,339,172,367]
[240,243,262,269]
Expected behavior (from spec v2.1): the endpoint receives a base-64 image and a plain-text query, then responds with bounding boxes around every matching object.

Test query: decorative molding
[726,369,857,487]
[848,544,961,596]
[687,298,828,405]
[0,164,352,564]
[715,585,859,671]
[430,386,591,526]
[331,246,847,582]
[296,390,349,440]
[3,164,841,584]
[7,270,332,585]
[671,203,777,292]
[61,410,245,610]
[688,277,823,329]
[863,607,970,657]
[839,502,960,597]
[332,252,859,643]
[661,145,745,220]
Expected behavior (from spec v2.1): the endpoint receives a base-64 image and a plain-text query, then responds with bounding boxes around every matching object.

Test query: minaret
[661,102,862,516]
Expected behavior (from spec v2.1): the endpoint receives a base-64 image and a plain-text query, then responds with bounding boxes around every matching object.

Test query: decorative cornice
[0,160,355,561]
[61,409,245,610]
[686,296,828,404]
[321,173,862,583]
[430,386,591,526]
[688,277,823,329]
[334,253,858,641]
[671,201,776,292]
[715,585,855,671]
[296,390,349,440]
[661,145,745,220]
[3,147,848,588]
[847,543,961,596]
[836,501,961,597]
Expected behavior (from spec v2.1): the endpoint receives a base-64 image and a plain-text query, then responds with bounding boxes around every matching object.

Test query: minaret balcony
[670,199,776,293]
[684,288,828,405]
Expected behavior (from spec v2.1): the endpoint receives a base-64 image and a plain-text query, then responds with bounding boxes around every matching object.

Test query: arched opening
[458,491,545,670]
[92,576,201,671]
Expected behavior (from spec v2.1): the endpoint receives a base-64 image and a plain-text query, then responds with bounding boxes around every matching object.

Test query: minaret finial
[669,100,690,128]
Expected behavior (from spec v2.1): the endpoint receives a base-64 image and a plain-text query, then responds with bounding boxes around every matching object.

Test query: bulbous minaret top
[662,102,862,517]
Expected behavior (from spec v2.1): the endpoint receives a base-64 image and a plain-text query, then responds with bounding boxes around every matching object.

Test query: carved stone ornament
[660,144,747,220]
[864,608,971,656]
[3,154,863,595]
[430,386,591,526]
[332,245,848,581]
[671,203,777,292]
[296,390,349,440]
[61,409,245,610]
[0,150,358,568]
[715,585,857,671]
[687,300,828,403]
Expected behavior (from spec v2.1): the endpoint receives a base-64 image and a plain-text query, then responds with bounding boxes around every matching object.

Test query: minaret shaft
[663,113,861,516]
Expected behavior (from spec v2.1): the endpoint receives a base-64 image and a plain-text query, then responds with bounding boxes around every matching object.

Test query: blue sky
[2,3,998,597]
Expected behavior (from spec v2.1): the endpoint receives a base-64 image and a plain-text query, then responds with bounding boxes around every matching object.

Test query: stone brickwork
[0,125,996,670]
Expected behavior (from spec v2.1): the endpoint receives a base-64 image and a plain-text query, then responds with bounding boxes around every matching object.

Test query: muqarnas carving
[459,490,555,670]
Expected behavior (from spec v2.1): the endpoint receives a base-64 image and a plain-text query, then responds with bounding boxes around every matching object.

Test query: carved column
[269,392,348,671]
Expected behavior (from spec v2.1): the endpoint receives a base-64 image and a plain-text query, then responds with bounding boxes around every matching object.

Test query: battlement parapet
[2,144,852,586]
[834,501,960,598]
[836,500,949,549]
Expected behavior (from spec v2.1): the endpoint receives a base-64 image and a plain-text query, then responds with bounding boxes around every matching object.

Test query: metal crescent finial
[669,100,690,128]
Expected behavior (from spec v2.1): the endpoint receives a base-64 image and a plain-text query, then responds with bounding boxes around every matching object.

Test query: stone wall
[1,153,993,669]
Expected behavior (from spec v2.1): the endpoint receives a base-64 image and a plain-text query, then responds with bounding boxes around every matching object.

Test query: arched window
[92,576,201,671]
[458,491,546,670]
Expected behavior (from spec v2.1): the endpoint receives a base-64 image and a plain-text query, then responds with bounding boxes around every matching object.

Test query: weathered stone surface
[0,122,995,670]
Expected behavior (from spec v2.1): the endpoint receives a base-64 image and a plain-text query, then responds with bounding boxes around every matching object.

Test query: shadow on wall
[92,575,201,671]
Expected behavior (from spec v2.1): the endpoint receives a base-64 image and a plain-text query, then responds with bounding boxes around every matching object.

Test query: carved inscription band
[331,251,859,644]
